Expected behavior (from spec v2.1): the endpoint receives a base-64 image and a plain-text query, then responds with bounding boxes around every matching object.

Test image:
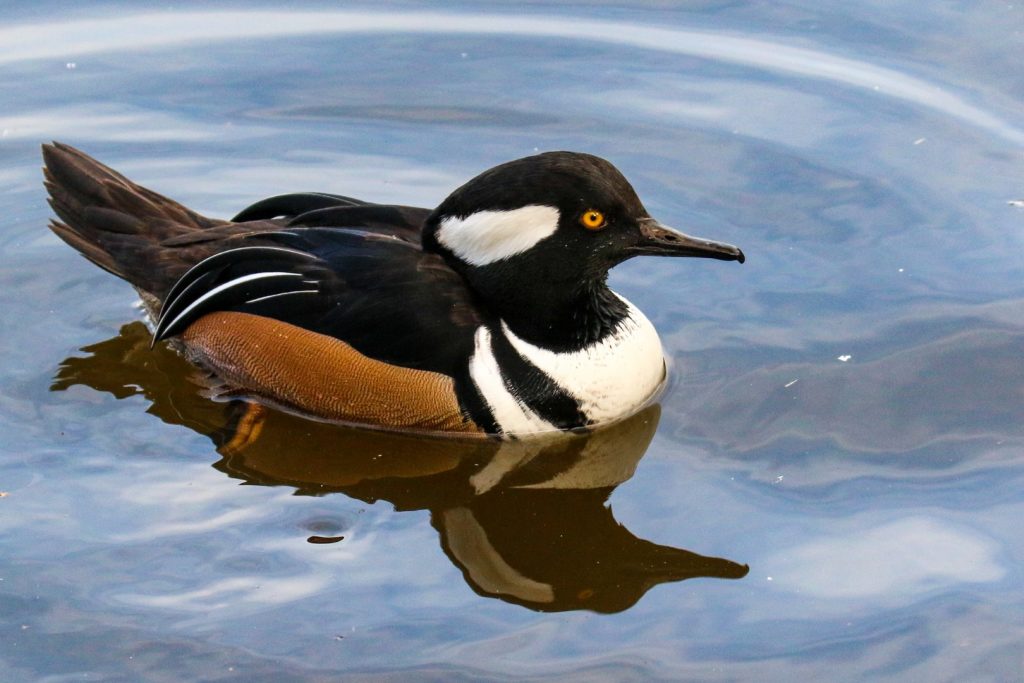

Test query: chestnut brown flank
[182,312,480,434]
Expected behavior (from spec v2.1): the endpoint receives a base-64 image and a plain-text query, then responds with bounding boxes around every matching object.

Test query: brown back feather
[43,142,279,302]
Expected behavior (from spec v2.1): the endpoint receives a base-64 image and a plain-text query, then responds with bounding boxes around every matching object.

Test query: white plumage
[436,205,560,266]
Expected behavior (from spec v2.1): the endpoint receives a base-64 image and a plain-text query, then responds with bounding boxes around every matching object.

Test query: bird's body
[43,143,743,437]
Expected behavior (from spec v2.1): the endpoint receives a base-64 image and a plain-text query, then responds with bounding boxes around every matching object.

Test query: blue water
[2,2,1024,680]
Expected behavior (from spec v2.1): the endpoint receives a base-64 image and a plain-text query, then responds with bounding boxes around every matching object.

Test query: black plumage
[152,223,483,378]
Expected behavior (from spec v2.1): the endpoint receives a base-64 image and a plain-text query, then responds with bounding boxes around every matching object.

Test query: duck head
[422,151,744,349]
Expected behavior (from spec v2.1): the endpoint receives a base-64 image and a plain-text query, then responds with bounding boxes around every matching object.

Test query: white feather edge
[161,245,316,309]
[159,271,303,336]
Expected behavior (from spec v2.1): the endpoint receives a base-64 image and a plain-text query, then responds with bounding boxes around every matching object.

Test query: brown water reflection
[52,321,748,613]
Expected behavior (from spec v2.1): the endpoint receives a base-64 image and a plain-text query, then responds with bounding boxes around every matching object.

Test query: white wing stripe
[245,289,319,305]
[161,245,316,313]
[161,271,302,335]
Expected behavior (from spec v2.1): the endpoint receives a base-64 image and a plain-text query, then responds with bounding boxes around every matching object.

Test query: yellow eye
[580,210,606,230]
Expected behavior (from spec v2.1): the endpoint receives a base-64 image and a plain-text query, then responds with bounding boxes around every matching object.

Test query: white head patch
[436,205,560,266]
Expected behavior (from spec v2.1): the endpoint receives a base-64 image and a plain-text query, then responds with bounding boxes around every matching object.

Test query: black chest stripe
[451,367,500,435]
[489,329,588,430]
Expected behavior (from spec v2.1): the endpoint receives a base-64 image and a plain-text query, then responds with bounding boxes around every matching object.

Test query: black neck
[481,276,630,351]
[421,219,631,351]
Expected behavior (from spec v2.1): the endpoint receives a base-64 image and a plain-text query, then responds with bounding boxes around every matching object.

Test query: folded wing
[155,219,483,378]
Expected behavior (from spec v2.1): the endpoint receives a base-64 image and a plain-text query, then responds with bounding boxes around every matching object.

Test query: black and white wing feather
[153,214,483,378]
[152,244,323,342]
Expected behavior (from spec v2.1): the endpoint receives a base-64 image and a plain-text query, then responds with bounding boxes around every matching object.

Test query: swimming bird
[43,143,743,436]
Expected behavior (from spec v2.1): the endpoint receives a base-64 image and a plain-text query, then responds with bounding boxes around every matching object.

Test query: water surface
[2,2,1023,680]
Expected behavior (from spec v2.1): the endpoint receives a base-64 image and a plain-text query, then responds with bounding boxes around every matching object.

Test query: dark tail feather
[42,142,228,297]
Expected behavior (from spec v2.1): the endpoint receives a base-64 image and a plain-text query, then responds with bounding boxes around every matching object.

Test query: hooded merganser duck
[43,142,743,436]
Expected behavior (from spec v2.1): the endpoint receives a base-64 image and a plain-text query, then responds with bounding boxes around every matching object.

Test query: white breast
[468,294,666,435]
[502,296,666,424]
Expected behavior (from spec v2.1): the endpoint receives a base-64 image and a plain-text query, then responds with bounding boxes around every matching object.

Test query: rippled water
[2,2,1023,680]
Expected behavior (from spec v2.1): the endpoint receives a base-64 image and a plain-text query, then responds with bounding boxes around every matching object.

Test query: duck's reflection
[53,322,748,612]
